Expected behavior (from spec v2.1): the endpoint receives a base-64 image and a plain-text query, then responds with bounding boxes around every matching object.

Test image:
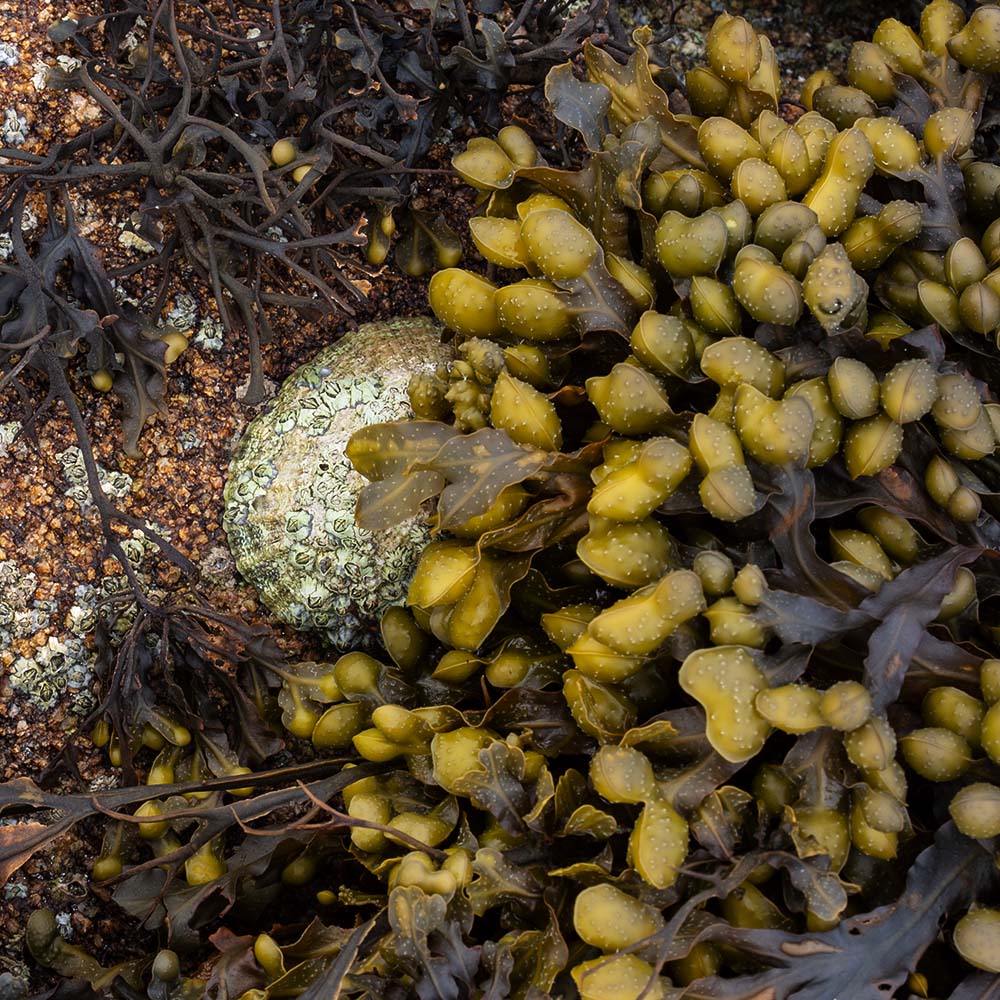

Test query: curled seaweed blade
[860,545,984,710]
[427,428,554,528]
[349,421,457,530]
[949,972,1000,999]
[686,824,998,999]
[583,27,704,168]
[519,119,662,259]
[545,62,612,151]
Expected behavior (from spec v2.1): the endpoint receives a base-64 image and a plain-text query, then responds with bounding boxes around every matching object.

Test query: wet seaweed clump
[12,4,1000,999]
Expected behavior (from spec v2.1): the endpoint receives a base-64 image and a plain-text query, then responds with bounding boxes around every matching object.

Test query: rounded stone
[223,317,453,648]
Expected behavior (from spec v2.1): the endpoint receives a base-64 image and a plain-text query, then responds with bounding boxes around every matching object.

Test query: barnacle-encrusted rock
[223,318,453,647]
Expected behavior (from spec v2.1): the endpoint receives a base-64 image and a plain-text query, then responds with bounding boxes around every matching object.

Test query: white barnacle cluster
[31,54,81,90]
[120,16,148,53]
[0,205,37,262]
[0,42,19,69]
[0,420,20,451]
[9,635,94,713]
[164,293,198,332]
[164,293,224,351]
[30,60,49,90]
[77,527,169,641]
[193,316,224,351]
[1,107,27,146]
[0,561,50,648]
[0,554,101,715]
[118,524,170,570]
[66,583,98,636]
[56,446,133,508]
[223,318,454,648]
[0,563,97,717]
[177,428,202,452]
[245,26,270,52]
